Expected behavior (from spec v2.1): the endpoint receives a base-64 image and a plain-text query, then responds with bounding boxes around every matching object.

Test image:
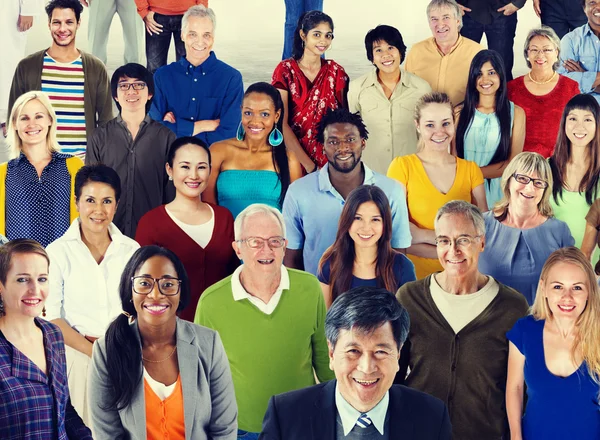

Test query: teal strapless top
[216,170,282,219]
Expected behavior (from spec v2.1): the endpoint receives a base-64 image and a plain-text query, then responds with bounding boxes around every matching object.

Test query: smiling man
[259,286,451,440]
[149,5,243,146]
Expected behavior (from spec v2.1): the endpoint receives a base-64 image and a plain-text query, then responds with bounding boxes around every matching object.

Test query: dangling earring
[268,127,283,146]
[236,122,245,141]
[42,307,46,317]
[0,295,4,317]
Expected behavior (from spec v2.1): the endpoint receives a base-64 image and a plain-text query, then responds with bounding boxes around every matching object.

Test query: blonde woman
[1,91,83,246]
[478,152,574,304]
[506,247,600,440]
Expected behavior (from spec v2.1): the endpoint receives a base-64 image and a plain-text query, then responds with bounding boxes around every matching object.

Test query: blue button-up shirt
[283,163,412,276]
[558,23,600,103]
[149,52,244,145]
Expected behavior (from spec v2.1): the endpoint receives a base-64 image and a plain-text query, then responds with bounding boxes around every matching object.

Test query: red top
[507,75,580,158]
[135,203,238,322]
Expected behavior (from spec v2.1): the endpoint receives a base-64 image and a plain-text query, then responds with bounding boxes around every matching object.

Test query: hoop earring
[236,122,245,141]
[268,127,283,146]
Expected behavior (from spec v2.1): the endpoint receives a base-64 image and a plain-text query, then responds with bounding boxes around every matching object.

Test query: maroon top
[508,74,580,158]
[135,203,238,322]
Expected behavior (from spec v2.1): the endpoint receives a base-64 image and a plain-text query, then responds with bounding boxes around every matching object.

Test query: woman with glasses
[507,26,580,158]
[88,246,237,439]
[478,152,574,305]
[136,137,238,321]
[317,185,415,308]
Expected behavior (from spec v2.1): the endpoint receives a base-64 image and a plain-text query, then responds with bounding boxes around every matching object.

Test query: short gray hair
[434,200,485,237]
[234,204,286,241]
[426,0,463,30]
[523,26,561,70]
[182,5,216,33]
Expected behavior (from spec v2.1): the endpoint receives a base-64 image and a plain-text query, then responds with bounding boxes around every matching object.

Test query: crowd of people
[1,0,600,439]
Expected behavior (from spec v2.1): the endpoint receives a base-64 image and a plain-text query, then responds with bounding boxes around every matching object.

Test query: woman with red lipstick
[0,239,92,439]
[317,185,415,308]
[506,247,600,440]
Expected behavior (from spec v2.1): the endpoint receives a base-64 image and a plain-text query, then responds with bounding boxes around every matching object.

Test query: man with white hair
[405,0,483,106]
[149,5,243,145]
[195,203,334,440]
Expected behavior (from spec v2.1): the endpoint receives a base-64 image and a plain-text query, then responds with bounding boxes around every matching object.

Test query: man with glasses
[395,200,528,440]
[196,203,334,440]
[86,63,175,238]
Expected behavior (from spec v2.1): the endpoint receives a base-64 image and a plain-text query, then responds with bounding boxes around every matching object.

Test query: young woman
[454,50,526,209]
[506,247,600,439]
[318,185,416,308]
[272,10,348,172]
[204,82,302,219]
[0,239,92,439]
[88,246,237,439]
[136,137,238,322]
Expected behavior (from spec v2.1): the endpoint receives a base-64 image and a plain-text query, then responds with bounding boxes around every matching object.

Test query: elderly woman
[348,25,431,174]
[88,246,237,439]
[396,200,529,440]
[45,164,140,423]
[507,247,600,439]
[478,152,575,305]
[507,26,580,158]
[1,91,83,247]
[387,91,487,279]
[0,239,92,439]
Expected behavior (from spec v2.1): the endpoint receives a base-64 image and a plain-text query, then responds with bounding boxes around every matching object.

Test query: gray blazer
[88,318,238,440]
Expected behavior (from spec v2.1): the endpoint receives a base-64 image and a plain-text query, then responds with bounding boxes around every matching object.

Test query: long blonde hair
[532,247,600,386]
[6,91,60,160]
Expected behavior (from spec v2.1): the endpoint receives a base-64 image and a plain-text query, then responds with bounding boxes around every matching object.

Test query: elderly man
[259,286,452,440]
[149,5,243,145]
[405,0,483,106]
[558,0,600,103]
[395,200,528,440]
[195,204,334,439]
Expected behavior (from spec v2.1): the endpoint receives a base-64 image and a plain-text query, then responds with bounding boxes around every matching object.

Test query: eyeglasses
[512,173,548,189]
[118,82,147,91]
[527,48,556,56]
[236,236,286,249]
[435,235,481,249]
[131,276,181,296]
[326,137,360,147]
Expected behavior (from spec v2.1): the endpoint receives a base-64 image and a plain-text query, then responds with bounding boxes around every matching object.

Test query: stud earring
[168,176,173,181]
[236,122,245,141]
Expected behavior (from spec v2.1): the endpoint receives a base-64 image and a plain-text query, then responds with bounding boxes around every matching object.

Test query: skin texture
[15,100,51,150]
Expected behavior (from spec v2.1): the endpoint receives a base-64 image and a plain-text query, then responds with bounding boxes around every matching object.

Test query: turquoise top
[463,102,514,209]
[216,170,282,219]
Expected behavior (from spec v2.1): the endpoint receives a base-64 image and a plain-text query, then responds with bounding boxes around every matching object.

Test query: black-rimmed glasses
[118,82,147,91]
[131,276,181,296]
[512,173,548,189]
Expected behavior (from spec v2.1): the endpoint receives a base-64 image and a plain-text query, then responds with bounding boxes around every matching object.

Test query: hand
[163,111,176,123]
[17,15,33,32]
[144,11,163,35]
[533,0,541,17]
[193,119,220,135]
[457,4,472,15]
[80,0,90,6]
[563,59,586,73]
[497,3,520,15]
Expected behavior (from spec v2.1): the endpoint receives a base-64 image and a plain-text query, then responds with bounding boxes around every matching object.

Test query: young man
[8,0,113,160]
[86,63,176,238]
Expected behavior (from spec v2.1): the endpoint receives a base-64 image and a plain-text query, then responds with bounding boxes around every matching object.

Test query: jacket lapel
[176,320,198,440]
[311,380,337,440]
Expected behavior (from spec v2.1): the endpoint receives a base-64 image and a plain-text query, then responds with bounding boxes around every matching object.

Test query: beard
[328,153,361,173]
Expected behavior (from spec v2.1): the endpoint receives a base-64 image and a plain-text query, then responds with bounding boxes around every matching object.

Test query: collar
[14,150,71,166]
[231,264,290,301]
[430,34,463,56]
[365,68,409,88]
[335,382,389,436]
[62,218,128,245]
[582,23,600,39]
[317,162,375,193]
[116,113,151,129]
[178,51,218,74]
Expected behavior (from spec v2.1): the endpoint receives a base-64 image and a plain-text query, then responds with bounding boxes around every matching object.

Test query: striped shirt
[42,53,87,159]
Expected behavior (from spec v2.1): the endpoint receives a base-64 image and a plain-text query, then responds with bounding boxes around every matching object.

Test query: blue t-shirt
[317,252,416,291]
[507,315,600,440]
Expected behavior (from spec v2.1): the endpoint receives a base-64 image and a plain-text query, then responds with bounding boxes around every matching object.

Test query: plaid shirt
[0,318,92,439]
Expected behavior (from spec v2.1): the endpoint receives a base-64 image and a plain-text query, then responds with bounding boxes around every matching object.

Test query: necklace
[142,345,177,363]
[528,71,557,85]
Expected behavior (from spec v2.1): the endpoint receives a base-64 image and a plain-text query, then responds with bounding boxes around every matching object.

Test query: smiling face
[0,253,49,319]
[166,144,211,199]
[527,35,558,71]
[416,102,455,152]
[329,322,400,413]
[48,7,79,48]
[241,92,280,142]
[301,21,334,58]
[372,40,401,74]
[584,0,600,29]
[15,99,52,148]
[428,5,460,46]
[115,76,152,113]
[323,123,365,173]
[542,261,589,320]
[508,170,546,211]
[181,15,214,66]
[435,213,484,279]
[565,108,597,148]
[476,61,500,97]
[348,201,384,250]
[76,181,117,237]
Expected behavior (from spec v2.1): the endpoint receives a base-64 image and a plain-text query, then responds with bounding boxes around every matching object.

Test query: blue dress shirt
[558,23,600,103]
[149,52,244,145]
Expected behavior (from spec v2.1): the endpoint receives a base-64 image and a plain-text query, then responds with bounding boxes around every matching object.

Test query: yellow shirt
[387,154,484,279]
[348,68,432,174]
[404,36,483,106]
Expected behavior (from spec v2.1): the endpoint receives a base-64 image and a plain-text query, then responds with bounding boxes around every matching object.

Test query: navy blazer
[259,380,451,440]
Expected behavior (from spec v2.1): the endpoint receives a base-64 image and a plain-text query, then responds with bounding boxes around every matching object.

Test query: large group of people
[2,0,600,439]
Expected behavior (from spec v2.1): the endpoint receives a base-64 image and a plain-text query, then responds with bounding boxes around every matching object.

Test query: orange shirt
[135,0,209,19]
[145,375,185,440]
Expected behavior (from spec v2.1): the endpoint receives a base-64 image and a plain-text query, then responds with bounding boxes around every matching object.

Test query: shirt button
[194,78,198,82]
[191,117,195,120]
[202,72,206,76]
[192,98,196,101]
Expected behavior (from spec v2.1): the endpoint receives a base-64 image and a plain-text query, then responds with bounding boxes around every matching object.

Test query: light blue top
[478,211,575,305]
[216,170,282,219]
[283,163,412,276]
[462,102,515,209]
[558,23,600,103]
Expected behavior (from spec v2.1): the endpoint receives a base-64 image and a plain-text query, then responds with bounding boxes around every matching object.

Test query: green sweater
[195,268,334,432]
